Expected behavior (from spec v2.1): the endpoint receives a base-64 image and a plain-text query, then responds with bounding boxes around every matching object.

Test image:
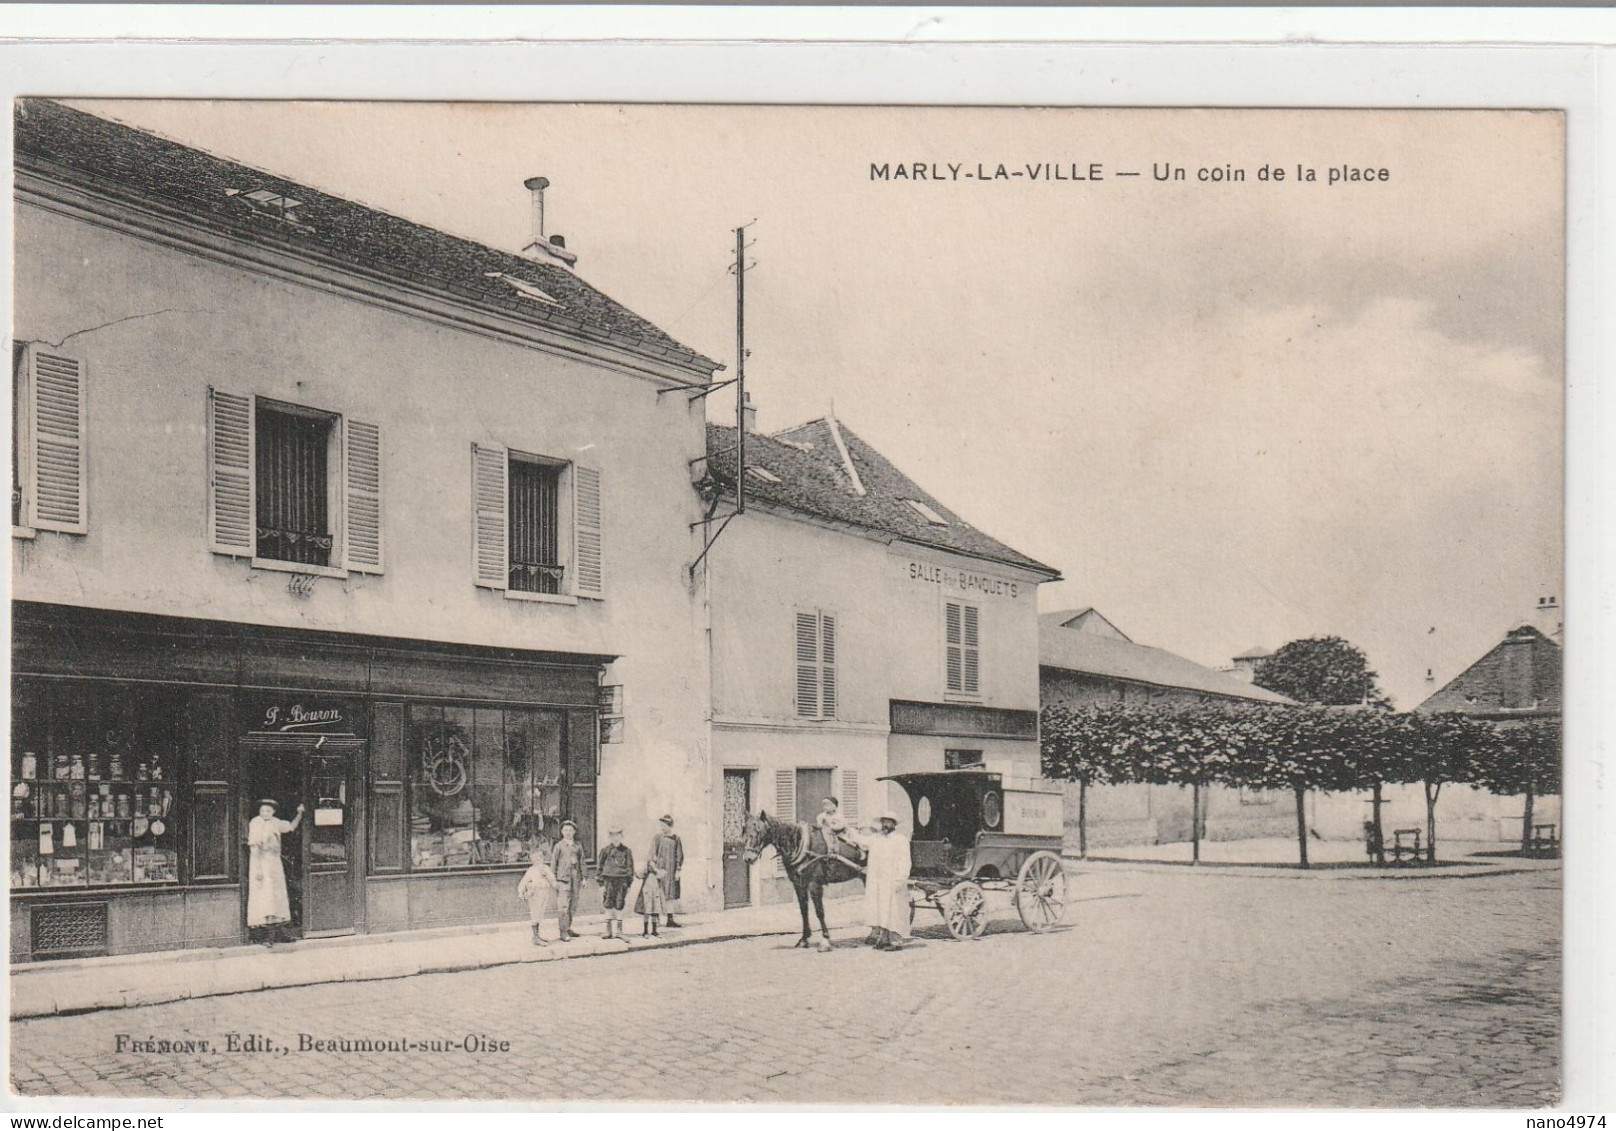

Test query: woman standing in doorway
[247,798,304,945]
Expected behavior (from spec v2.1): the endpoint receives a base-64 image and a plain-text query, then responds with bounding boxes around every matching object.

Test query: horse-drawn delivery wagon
[880,769,1069,940]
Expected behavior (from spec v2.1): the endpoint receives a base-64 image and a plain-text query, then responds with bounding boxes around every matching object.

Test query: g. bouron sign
[903,559,1024,600]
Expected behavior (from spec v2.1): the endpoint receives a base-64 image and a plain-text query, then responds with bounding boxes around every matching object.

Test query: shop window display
[406,704,585,870]
[11,682,182,889]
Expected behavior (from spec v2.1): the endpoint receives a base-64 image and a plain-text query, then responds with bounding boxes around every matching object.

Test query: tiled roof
[1039,611,1294,705]
[14,99,719,376]
[706,419,1059,577]
[1416,624,1561,718]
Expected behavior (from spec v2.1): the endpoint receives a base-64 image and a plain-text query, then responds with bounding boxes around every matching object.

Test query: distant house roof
[1232,644,1273,662]
[1039,611,1293,705]
[1417,624,1561,720]
[706,419,1059,577]
[1044,608,1133,643]
[13,99,718,378]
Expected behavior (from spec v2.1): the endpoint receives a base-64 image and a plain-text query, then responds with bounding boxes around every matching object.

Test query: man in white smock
[846,811,912,951]
[247,798,304,945]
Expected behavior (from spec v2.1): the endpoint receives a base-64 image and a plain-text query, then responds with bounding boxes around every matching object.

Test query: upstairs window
[255,402,335,567]
[207,389,383,575]
[795,610,837,720]
[12,343,88,536]
[509,455,565,595]
[945,600,981,696]
[472,442,603,601]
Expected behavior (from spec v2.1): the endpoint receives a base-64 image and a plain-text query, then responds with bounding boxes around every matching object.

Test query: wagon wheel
[1014,850,1067,933]
[943,881,988,940]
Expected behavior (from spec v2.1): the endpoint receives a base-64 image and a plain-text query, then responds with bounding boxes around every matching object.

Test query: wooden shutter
[25,347,87,534]
[369,702,406,874]
[343,418,383,573]
[472,442,508,589]
[841,768,860,824]
[207,387,254,555]
[573,464,604,598]
[819,613,837,719]
[774,768,795,821]
[795,612,820,718]
[945,601,963,692]
[962,604,980,694]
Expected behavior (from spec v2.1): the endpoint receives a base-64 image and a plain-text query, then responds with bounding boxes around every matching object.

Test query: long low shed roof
[1040,613,1293,705]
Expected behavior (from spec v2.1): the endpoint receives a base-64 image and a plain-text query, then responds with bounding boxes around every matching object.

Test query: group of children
[515,813,685,945]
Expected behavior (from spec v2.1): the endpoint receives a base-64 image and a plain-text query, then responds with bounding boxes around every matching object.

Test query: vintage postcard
[8,99,1564,1108]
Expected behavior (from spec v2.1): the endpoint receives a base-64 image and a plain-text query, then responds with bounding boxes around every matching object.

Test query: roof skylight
[483,272,562,307]
[903,499,949,526]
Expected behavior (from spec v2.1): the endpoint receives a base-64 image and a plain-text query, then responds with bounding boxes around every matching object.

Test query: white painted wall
[13,201,719,902]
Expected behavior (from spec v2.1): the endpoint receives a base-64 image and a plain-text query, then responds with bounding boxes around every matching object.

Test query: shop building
[11,100,720,960]
[699,413,1059,907]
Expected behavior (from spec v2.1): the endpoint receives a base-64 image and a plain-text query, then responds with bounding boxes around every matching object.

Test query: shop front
[10,603,605,962]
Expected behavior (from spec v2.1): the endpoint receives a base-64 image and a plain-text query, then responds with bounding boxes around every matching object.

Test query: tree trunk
[1371,781,1386,866]
[1078,776,1089,860]
[1293,785,1309,869]
[1191,780,1202,866]
[1519,784,1535,855]
[1423,780,1441,864]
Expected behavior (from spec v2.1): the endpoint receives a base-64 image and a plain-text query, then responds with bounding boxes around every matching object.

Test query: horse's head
[740,810,773,865]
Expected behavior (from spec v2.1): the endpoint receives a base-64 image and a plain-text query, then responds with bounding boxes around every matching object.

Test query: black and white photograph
[4,80,1583,1111]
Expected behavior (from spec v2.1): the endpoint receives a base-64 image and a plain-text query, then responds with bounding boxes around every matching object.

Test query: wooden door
[301,749,356,937]
[722,770,751,908]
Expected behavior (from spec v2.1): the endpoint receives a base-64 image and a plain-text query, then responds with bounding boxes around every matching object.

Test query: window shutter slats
[28,349,87,534]
[472,442,508,589]
[842,768,859,824]
[573,464,604,598]
[795,612,819,718]
[343,419,383,573]
[820,614,837,718]
[962,605,980,693]
[775,768,795,821]
[207,387,253,555]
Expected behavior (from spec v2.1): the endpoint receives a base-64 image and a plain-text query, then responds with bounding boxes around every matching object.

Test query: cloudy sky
[71,102,1563,707]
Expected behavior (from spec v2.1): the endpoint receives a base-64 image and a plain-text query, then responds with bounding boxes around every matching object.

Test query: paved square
[10,864,1559,1105]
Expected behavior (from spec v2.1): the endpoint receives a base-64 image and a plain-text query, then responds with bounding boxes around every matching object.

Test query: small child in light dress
[633,853,666,937]
[515,846,557,946]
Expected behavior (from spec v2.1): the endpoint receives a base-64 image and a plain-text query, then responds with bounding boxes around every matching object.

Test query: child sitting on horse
[816,796,851,855]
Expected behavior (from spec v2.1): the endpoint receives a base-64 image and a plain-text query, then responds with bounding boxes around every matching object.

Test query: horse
[740,810,865,951]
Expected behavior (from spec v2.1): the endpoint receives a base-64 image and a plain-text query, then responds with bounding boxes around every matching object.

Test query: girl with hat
[648,813,684,928]
[550,819,586,941]
[247,798,304,945]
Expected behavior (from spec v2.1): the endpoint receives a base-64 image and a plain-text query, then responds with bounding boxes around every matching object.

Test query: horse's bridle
[741,814,771,865]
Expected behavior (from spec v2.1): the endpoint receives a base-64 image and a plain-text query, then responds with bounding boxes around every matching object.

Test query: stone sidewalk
[1086,836,1561,878]
[9,894,866,1021]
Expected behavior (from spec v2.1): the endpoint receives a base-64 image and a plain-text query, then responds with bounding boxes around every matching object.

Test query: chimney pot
[519,176,578,268]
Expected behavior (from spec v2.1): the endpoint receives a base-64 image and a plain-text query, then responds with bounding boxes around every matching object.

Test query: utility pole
[735,225,746,515]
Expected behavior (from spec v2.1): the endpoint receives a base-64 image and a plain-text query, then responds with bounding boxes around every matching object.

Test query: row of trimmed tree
[1040,701,1561,867]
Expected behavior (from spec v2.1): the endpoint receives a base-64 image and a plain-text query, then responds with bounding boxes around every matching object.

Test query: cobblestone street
[10,864,1560,1106]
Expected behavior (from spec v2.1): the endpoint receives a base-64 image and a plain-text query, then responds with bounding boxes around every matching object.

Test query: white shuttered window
[470,442,604,600]
[14,345,89,535]
[794,609,837,720]
[207,388,382,574]
[945,600,981,695]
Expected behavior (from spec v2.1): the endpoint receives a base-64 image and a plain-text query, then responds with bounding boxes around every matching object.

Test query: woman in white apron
[247,798,305,945]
